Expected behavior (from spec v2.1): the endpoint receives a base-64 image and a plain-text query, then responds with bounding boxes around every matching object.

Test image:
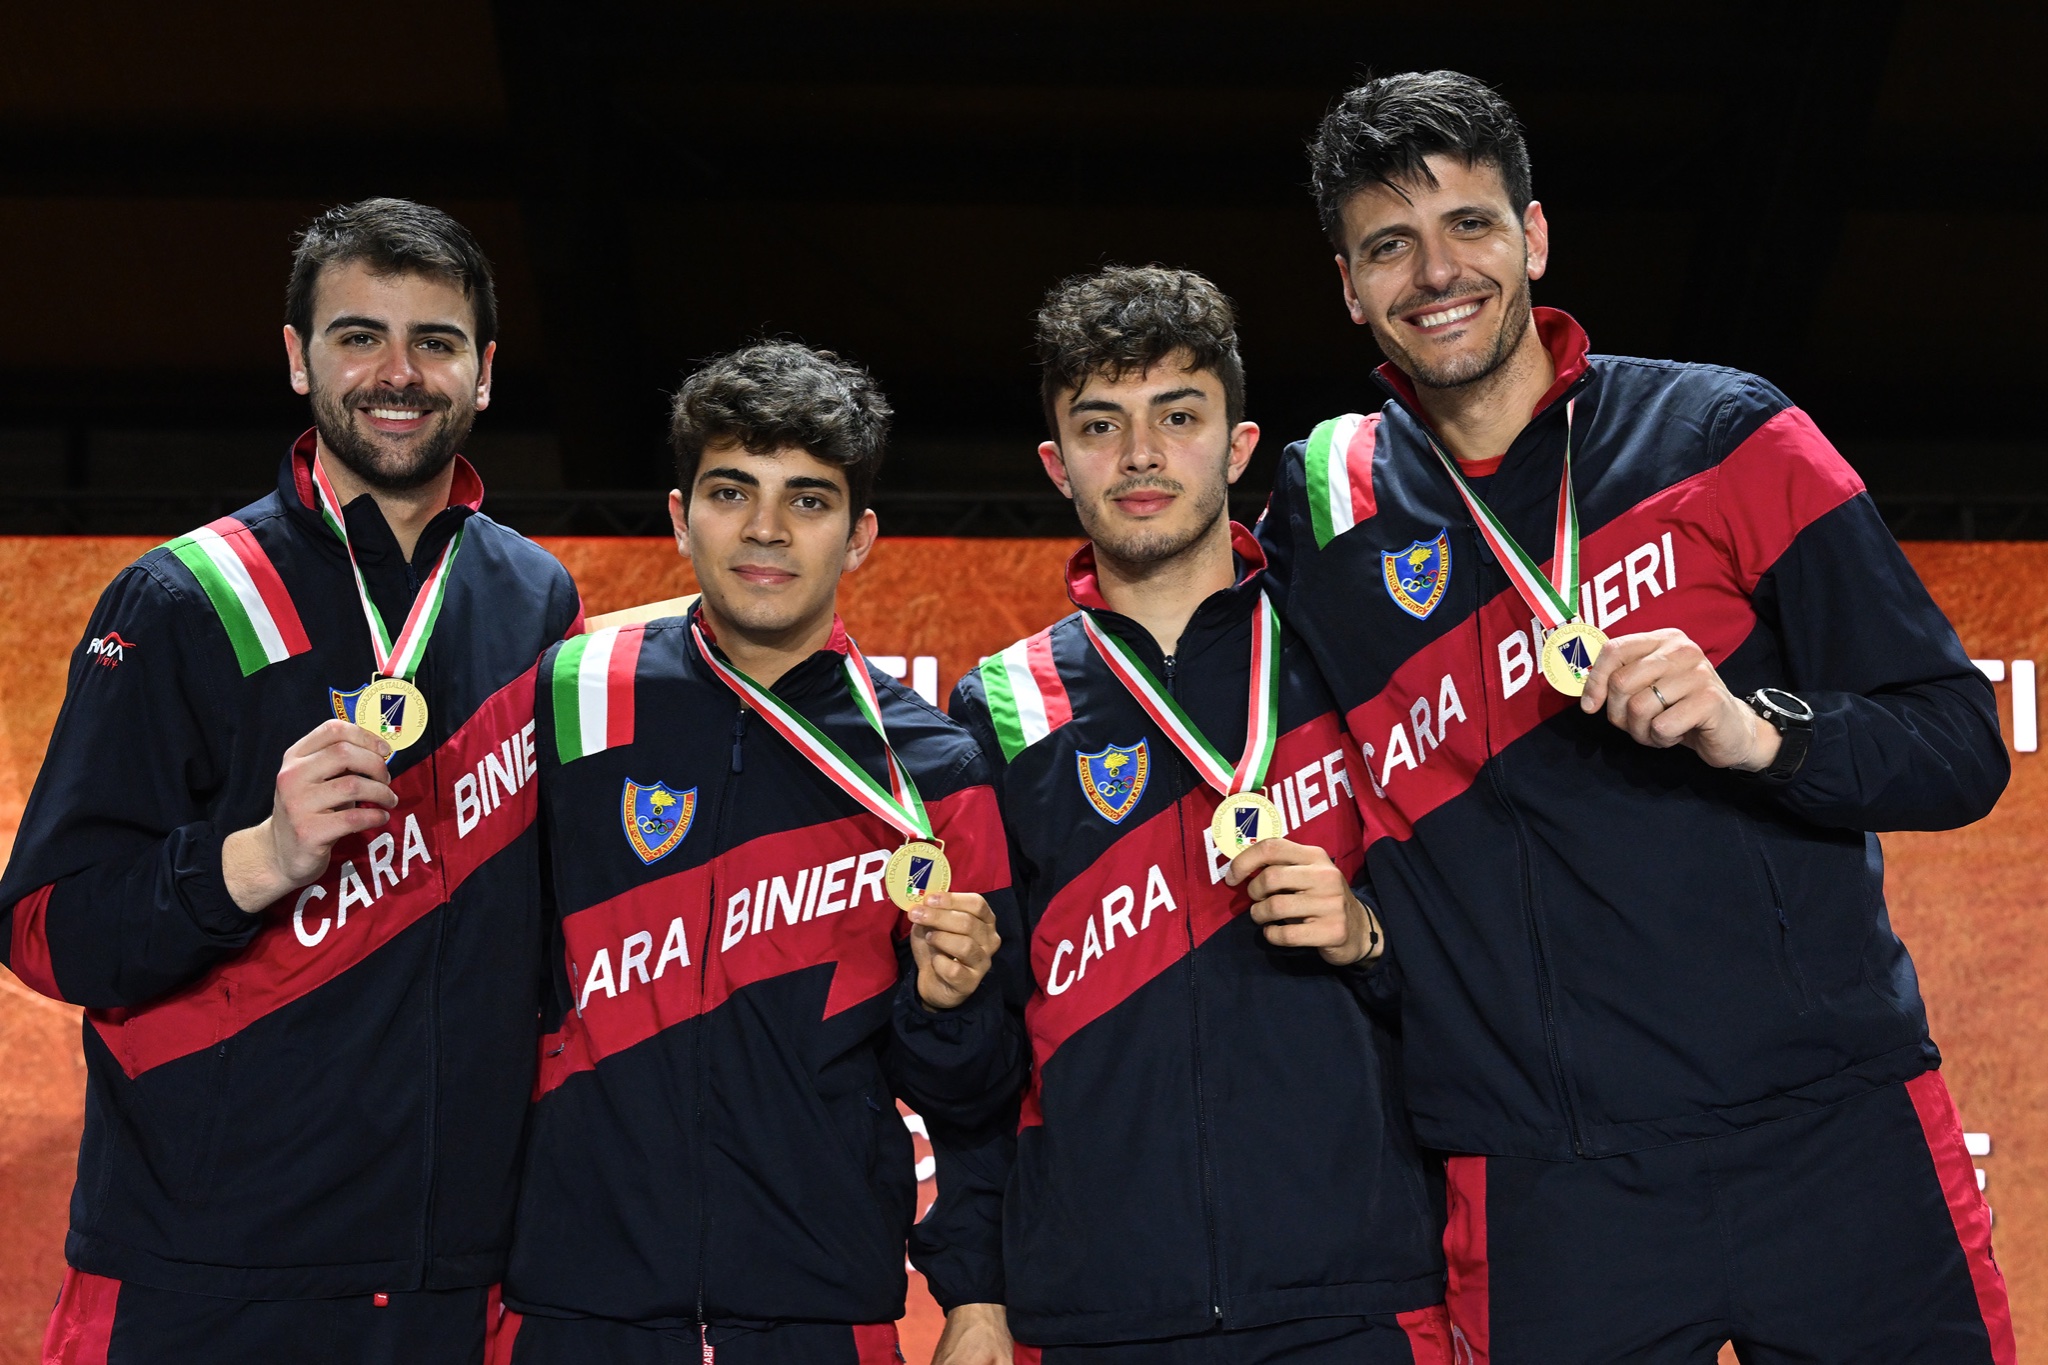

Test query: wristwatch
[1745,688,1814,781]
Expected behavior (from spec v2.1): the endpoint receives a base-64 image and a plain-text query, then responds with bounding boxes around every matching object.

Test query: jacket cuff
[893,967,1004,1047]
[171,822,261,942]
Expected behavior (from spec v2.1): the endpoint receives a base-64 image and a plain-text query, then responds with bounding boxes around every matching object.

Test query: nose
[741,494,789,546]
[1123,426,1167,476]
[1411,233,1462,296]
[375,341,422,391]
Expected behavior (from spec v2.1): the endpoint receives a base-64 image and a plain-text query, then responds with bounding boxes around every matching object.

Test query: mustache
[1387,282,1499,321]
[1104,476,1186,499]
[347,385,452,414]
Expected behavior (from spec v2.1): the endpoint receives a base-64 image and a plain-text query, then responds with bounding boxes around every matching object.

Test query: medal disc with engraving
[355,676,429,750]
[885,839,952,909]
[1211,791,1282,859]
[1539,620,1609,697]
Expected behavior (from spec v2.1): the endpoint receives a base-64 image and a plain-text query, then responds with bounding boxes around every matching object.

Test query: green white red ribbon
[691,620,932,842]
[1080,592,1281,797]
[310,454,464,682]
[1424,399,1581,631]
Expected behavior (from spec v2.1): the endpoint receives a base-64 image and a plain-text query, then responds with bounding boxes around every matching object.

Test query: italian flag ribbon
[690,620,932,842]
[1080,592,1281,797]
[1426,398,1581,631]
[309,453,465,682]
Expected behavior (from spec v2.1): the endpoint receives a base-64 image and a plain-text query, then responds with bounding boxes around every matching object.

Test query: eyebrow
[1148,387,1206,406]
[695,466,844,496]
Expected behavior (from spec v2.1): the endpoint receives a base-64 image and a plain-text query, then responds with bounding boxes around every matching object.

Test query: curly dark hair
[1035,265,1245,437]
[670,342,892,515]
[1309,71,1532,248]
[286,198,497,349]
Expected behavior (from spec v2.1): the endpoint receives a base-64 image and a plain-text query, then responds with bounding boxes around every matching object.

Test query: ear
[284,325,311,396]
[1335,255,1369,326]
[841,507,880,576]
[475,339,496,411]
[1224,421,1261,486]
[668,488,690,559]
[1522,201,1551,283]
[1037,441,1074,498]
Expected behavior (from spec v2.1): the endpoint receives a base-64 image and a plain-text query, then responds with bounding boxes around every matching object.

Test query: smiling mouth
[1407,299,1486,331]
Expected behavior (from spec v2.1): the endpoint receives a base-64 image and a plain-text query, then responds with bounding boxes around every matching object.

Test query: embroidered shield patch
[621,780,697,864]
[1077,741,1150,824]
[1382,529,1452,620]
[328,683,367,724]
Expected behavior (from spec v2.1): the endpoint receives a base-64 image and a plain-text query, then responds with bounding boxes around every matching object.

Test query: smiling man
[496,342,1021,1365]
[1,199,582,1363]
[1257,71,2016,1364]
[948,266,1451,1364]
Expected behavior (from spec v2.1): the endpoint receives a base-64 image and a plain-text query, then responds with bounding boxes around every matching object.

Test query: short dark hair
[286,198,499,350]
[670,342,892,516]
[1035,265,1246,437]
[1310,71,1533,247]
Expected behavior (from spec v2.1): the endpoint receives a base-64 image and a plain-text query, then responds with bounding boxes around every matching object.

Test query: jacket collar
[687,599,856,701]
[1373,307,1593,470]
[279,428,486,560]
[1065,522,1267,666]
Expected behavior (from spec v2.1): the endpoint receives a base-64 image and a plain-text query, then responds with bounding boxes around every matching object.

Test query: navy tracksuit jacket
[502,609,1025,1329]
[1257,308,2009,1161]
[0,433,582,1298]
[949,528,1444,1347]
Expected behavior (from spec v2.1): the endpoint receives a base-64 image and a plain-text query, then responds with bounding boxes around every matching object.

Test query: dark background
[2,1,2042,537]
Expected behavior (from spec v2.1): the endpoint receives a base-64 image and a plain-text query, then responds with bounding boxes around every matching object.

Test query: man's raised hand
[1578,627,1779,771]
[1224,837,1383,966]
[222,720,396,912]
[907,891,1002,1011]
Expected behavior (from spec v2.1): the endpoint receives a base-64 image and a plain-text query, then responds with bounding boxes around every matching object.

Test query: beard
[1078,466,1231,571]
[309,378,474,493]
[1379,272,1535,392]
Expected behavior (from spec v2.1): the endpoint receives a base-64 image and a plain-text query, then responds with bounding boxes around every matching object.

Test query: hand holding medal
[310,454,463,751]
[1081,592,1284,858]
[1428,398,1604,696]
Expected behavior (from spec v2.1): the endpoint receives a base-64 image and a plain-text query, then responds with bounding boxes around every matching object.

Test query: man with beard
[1,198,581,1364]
[1258,72,2015,1363]
[948,266,1451,1364]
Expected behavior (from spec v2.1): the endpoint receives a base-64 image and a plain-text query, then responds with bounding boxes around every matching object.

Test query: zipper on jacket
[1472,556,1589,1157]
[1164,653,1226,1323]
[695,704,748,1329]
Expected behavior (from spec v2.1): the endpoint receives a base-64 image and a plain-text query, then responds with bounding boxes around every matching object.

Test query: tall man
[1260,71,2015,1364]
[496,342,1019,1365]
[951,266,1451,1365]
[0,199,582,1362]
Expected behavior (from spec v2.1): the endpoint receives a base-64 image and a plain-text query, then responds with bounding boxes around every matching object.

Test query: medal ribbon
[309,454,466,681]
[690,620,932,842]
[1080,592,1282,797]
[1426,398,1581,631]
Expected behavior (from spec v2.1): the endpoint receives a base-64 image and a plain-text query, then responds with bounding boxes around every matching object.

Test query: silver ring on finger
[1651,684,1671,709]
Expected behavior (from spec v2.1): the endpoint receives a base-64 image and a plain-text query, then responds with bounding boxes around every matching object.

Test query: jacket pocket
[1753,843,1811,1014]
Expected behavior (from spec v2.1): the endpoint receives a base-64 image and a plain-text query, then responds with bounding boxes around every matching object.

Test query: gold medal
[1539,620,1608,697]
[355,676,429,750]
[884,839,952,910]
[1211,791,1282,859]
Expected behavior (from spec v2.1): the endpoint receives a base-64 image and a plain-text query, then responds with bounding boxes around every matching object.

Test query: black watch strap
[1747,688,1813,781]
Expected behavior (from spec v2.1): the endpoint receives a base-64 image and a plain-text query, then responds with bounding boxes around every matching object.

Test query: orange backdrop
[0,536,2042,1363]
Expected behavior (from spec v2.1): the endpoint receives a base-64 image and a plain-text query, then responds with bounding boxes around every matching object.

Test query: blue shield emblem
[1234,803,1262,843]
[1077,741,1150,824]
[1558,633,1595,671]
[378,690,407,729]
[329,684,366,724]
[1382,529,1452,620]
[906,854,936,897]
[621,780,697,864]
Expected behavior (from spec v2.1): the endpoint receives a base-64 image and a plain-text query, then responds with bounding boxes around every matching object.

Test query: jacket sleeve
[0,562,261,1007]
[1718,389,2008,831]
[909,1102,1017,1311]
[884,741,1029,1130]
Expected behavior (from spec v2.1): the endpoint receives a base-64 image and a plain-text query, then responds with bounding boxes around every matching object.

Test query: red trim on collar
[1373,307,1591,466]
[289,427,486,512]
[1065,521,1267,610]
[693,608,852,658]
